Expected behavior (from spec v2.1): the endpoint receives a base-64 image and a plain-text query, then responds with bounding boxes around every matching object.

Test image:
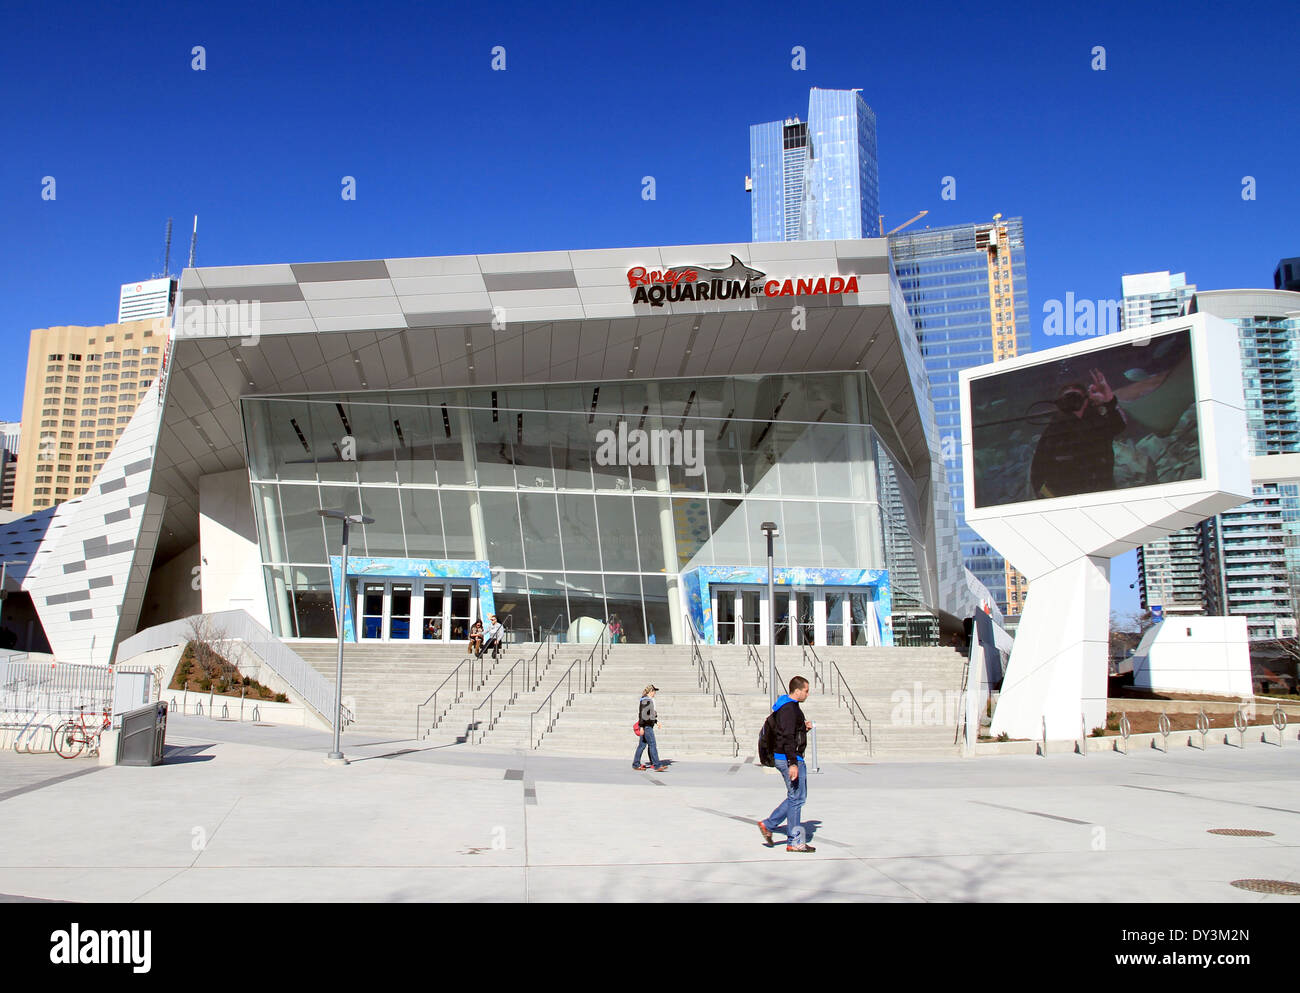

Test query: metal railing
[802,645,873,756]
[114,610,353,731]
[746,642,787,696]
[415,654,497,739]
[954,638,974,746]
[684,615,739,757]
[469,637,558,744]
[1,656,151,753]
[529,630,611,749]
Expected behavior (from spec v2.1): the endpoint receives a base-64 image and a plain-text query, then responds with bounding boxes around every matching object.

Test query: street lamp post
[760,522,779,708]
[318,510,374,764]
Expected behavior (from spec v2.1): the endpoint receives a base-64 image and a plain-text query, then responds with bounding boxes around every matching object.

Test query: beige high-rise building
[13,321,165,514]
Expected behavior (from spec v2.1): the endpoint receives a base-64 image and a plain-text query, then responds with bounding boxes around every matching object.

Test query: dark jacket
[638,695,658,727]
[1030,397,1126,499]
[771,694,806,763]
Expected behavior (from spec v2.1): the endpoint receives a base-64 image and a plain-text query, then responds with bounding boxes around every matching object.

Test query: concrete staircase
[531,644,741,759]
[292,641,516,739]
[288,638,970,760]
[707,644,968,759]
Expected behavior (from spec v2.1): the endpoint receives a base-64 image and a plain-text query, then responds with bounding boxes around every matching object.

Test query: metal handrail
[683,614,739,756]
[469,645,553,744]
[954,637,975,745]
[415,654,495,739]
[802,645,873,756]
[529,630,611,749]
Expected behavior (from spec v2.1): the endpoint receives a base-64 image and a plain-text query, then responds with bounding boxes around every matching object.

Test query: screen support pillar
[989,555,1110,741]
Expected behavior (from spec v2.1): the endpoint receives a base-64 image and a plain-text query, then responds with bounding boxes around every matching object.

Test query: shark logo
[628,255,767,308]
[663,255,764,287]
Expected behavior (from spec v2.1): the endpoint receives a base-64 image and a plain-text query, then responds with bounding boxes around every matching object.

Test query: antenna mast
[162,217,173,277]
[187,215,198,268]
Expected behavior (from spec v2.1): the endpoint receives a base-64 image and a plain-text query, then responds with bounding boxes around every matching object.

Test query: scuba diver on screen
[1030,369,1127,499]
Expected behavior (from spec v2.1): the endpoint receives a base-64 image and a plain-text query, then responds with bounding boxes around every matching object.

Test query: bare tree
[184,614,231,684]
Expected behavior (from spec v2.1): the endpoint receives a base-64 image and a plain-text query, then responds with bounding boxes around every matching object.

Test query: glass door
[715,588,738,644]
[795,591,815,645]
[825,589,847,646]
[422,585,445,641]
[448,583,474,641]
[741,589,761,644]
[389,583,413,640]
[360,583,386,640]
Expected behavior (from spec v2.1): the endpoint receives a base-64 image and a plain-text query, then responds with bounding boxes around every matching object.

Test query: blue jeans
[763,758,807,845]
[634,725,660,767]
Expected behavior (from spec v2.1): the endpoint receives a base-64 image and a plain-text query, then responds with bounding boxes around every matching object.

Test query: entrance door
[422,585,445,641]
[360,582,385,640]
[353,578,478,642]
[448,584,474,641]
[825,589,847,646]
[741,589,762,644]
[715,588,739,645]
[390,583,413,640]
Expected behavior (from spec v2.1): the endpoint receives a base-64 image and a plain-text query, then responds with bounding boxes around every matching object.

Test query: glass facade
[243,372,930,644]
[749,88,880,243]
[889,219,1031,611]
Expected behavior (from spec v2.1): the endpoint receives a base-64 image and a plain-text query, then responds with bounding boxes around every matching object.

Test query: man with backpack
[757,676,815,853]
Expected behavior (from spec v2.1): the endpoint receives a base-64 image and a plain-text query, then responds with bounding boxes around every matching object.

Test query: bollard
[1158,711,1171,753]
[1080,713,1087,757]
[1196,709,1210,751]
[809,722,820,773]
[1233,708,1247,748]
[1119,713,1131,755]
[1041,715,1047,757]
[1272,703,1287,748]
[240,686,245,723]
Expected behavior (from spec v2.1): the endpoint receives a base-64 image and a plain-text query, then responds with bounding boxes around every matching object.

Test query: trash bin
[118,701,167,766]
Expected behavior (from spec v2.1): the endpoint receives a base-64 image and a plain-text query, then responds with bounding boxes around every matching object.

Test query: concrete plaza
[0,716,1297,902]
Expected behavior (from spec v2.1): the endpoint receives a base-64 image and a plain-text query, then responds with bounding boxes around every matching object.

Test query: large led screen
[970,329,1202,509]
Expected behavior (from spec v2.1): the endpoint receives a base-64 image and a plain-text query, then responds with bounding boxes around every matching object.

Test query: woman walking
[633,684,666,772]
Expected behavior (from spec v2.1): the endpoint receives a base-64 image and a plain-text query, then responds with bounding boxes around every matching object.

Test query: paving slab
[0,715,1295,902]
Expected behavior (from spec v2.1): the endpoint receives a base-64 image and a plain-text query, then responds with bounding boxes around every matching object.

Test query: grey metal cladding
[107,540,135,556]
[123,459,152,476]
[290,260,390,282]
[104,509,131,525]
[83,536,108,556]
[482,271,578,292]
[46,589,91,605]
[182,283,304,305]
[69,609,93,621]
[88,575,114,589]
[62,561,86,574]
[837,255,891,275]
[101,477,127,494]
[129,492,149,507]
[405,311,496,328]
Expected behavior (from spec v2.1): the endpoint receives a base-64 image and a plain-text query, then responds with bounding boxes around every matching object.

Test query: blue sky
[1,0,1294,614]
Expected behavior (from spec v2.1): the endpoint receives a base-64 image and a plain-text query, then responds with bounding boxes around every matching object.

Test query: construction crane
[879,210,929,237]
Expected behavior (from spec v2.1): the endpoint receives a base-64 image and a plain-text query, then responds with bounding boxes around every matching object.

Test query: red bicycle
[52,707,111,758]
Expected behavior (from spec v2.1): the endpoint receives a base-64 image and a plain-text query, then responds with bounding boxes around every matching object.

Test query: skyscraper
[1120,271,1196,330]
[1122,271,1210,616]
[889,218,1031,614]
[749,88,879,242]
[1133,281,1300,640]
[1194,288,1300,640]
[12,321,166,513]
[1275,257,1300,292]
